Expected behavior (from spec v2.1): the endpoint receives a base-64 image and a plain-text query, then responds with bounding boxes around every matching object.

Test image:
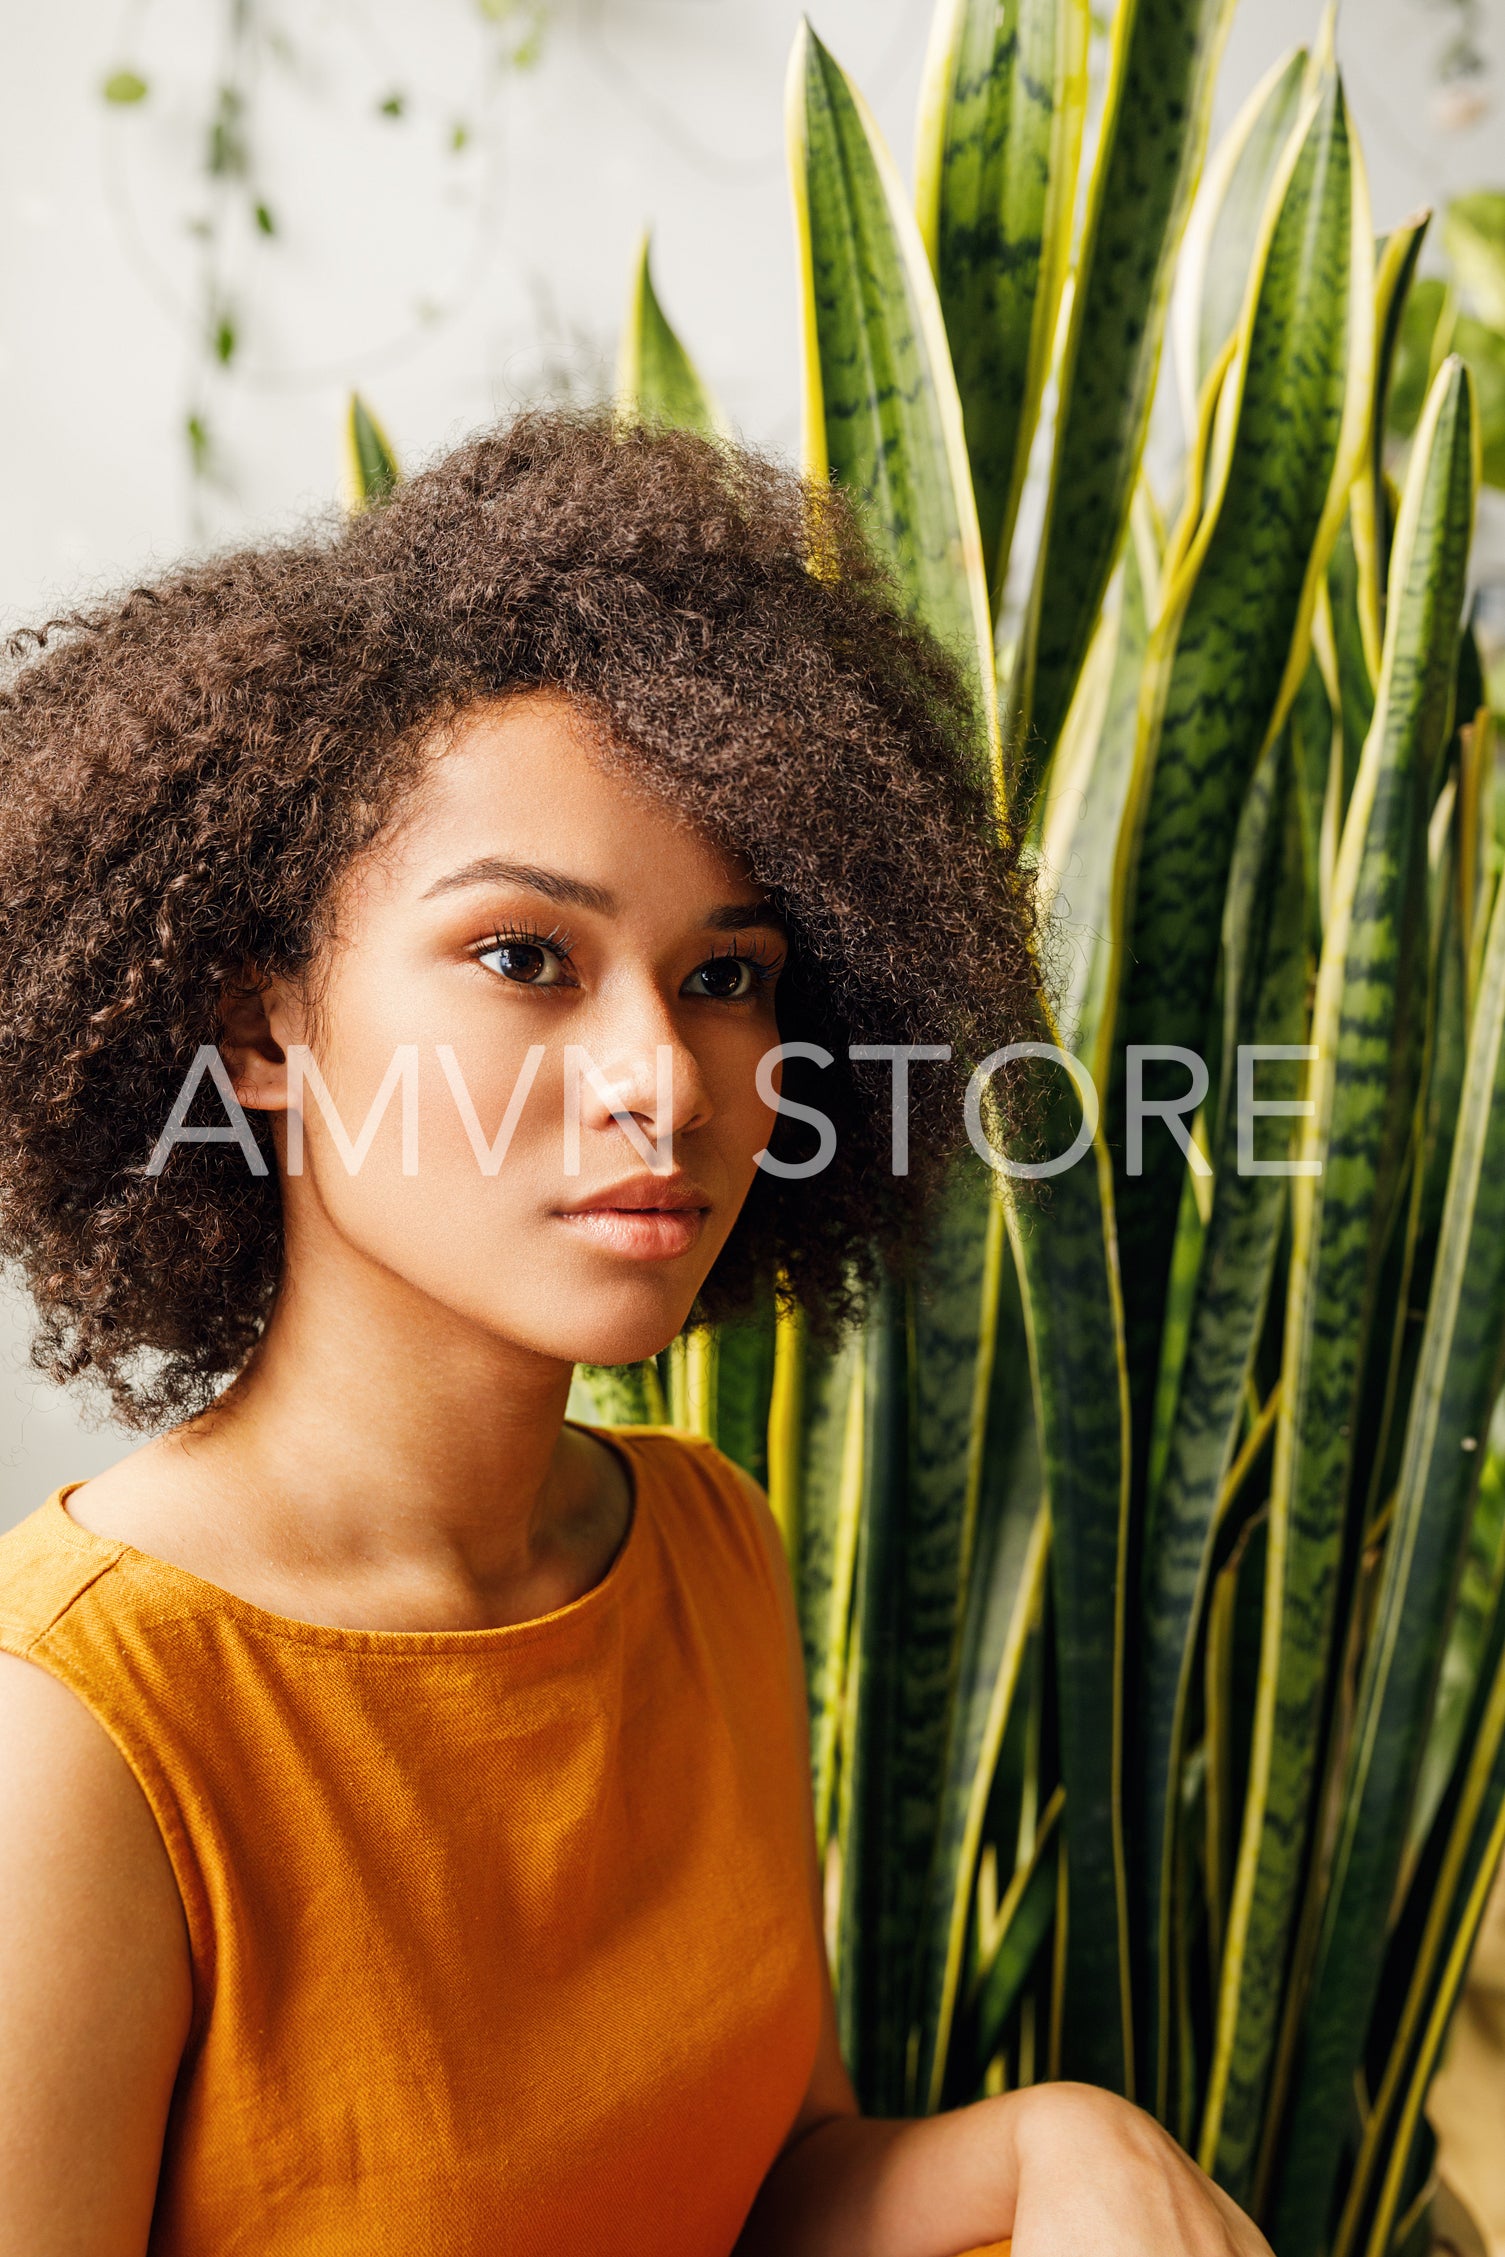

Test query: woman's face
[228,694,786,1370]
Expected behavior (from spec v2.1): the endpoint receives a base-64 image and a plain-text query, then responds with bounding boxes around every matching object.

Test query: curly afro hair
[0,407,1041,1429]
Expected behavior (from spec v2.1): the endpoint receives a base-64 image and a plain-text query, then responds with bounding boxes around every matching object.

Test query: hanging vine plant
[98,0,551,516]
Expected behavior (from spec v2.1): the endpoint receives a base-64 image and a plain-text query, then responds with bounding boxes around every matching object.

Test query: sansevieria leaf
[1335,1597,1505,2257]
[1036,490,1159,1092]
[789,23,996,769]
[969,1784,1063,2064]
[1271,365,1482,2257]
[1109,58,1371,1471]
[1171,43,1308,425]
[789,16,1132,2096]
[1011,0,1237,778]
[836,1274,912,2102]
[779,1313,865,1851]
[844,1156,1009,2108]
[699,1295,779,1488]
[1137,728,1309,2119]
[1001,1112,1133,2093]
[569,1358,666,1429]
[615,234,723,438]
[345,393,399,510]
[914,1236,1047,2107]
[1362,1750,1505,2257]
[1202,354,1475,2204]
[790,33,1006,2104]
[1409,1399,1505,1871]
[1352,212,1432,671]
[914,0,1089,601]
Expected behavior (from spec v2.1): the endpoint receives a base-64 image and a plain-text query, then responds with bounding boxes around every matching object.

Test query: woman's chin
[529,1242,719,1364]
[561,1318,685,1363]
[548,1303,693,1374]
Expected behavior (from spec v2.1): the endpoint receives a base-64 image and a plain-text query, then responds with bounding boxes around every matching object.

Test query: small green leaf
[253,200,276,237]
[208,86,247,178]
[345,393,401,510]
[378,91,406,119]
[102,68,149,104]
[1444,189,1505,331]
[1388,278,1450,441]
[571,1360,666,1426]
[1454,313,1505,489]
[449,120,471,153]
[616,236,723,438]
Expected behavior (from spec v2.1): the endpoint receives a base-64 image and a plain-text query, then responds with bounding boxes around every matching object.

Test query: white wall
[1,0,1501,1526]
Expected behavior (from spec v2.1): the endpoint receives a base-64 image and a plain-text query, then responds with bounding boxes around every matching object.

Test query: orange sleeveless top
[0,1424,825,2256]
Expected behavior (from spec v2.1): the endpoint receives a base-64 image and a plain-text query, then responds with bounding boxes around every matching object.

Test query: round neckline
[48,1418,651,1654]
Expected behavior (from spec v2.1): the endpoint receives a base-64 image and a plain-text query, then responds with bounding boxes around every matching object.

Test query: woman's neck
[68,1206,635,1633]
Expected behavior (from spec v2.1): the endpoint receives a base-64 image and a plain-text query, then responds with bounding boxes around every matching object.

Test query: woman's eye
[476,936,573,988]
[683,951,775,1002]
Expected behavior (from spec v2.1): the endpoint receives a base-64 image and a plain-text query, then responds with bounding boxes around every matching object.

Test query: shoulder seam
[0,1546,125,1654]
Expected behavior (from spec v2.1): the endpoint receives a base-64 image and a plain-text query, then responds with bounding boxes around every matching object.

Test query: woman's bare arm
[0,1653,192,2257]
[740,2044,1272,2257]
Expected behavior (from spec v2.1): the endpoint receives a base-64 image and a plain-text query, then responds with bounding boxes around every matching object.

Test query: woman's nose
[567,993,712,1151]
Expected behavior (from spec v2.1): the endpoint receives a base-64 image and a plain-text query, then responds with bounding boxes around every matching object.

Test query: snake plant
[576,4,1504,2245]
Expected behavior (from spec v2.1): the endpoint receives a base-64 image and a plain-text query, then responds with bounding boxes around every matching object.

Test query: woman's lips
[554,1206,707,1260]
[554,1169,712,1261]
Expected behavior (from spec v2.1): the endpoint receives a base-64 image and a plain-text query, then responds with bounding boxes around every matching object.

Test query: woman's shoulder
[599,1422,800,1648]
[600,1424,780,1553]
[0,1492,127,1656]
[607,1423,760,1489]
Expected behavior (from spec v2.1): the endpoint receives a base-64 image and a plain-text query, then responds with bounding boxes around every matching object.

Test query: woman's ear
[218,975,292,1113]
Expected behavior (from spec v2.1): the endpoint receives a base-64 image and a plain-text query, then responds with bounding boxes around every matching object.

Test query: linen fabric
[0,1423,825,2255]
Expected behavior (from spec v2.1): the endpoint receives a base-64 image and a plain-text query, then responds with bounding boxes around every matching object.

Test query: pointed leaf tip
[345,392,400,511]
[1313,0,1339,77]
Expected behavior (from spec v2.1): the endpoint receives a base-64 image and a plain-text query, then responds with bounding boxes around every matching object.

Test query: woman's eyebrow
[419,856,786,932]
[420,857,614,912]
[705,900,788,934]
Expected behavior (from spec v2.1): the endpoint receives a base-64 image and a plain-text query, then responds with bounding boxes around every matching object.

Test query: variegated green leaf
[914,1226,1047,2107]
[836,1273,912,2104]
[1202,356,1477,2203]
[791,8,1131,2102]
[840,1155,1010,2109]
[1109,64,1369,1479]
[1333,1598,1505,2257]
[568,1358,667,1427]
[1273,382,1484,2248]
[1002,1125,1134,2092]
[1010,0,1238,777]
[969,1786,1063,2064]
[1353,212,1431,665]
[345,392,399,509]
[1410,1395,1505,1867]
[703,1294,779,1488]
[1172,44,1308,421]
[915,0,1089,598]
[782,1314,865,1851]
[616,234,723,437]
[789,23,996,764]
[1324,517,1377,824]
[1036,491,1158,1090]
[1138,729,1309,2119]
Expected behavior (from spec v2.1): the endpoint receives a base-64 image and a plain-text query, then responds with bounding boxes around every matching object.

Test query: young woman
[0,412,1267,2256]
